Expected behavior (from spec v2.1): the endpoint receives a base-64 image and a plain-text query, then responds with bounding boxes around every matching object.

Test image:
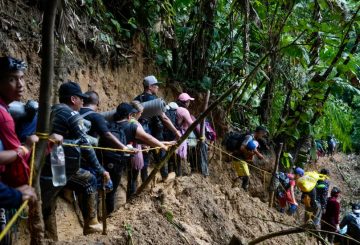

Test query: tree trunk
[29,1,60,244]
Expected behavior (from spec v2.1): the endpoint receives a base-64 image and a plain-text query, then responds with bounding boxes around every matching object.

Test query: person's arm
[0,182,22,208]
[94,114,126,149]
[0,116,30,165]
[335,201,340,226]
[69,115,109,181]
[254,149,265,160]
[290,185,298,205]
[0,150,18,165]
[135,126,167,150]
[103,132,126,149]
[160,112,181,139]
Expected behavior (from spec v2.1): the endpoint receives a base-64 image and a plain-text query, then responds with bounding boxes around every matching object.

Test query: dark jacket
[0,182,22,209]
[340,212,360,244]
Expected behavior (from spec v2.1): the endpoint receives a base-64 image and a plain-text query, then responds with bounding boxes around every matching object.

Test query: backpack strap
[80,110,95,119]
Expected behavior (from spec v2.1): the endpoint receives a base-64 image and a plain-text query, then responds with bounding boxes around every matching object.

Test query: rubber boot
[44,211,58,241]
[83,192,102,235]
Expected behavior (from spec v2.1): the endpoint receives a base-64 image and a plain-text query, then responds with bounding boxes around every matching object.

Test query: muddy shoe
[83,222,103,235]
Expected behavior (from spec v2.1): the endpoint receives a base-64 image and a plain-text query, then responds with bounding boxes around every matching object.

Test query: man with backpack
[340,203,360,245]
[98,103,168,213]
[80,91,126,149]
[40,81,110,238]
[134,75,180,182]
[294,167,323,228]
[316,168,330,212]
[276,172,298,215]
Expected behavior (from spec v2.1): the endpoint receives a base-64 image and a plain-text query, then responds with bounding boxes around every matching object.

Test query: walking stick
[101,150,107,235]
[102,176,107,235]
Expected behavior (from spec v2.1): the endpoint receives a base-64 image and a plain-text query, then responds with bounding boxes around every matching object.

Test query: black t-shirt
[134,92,163,140]
[99,120,138,161]
[134,92,158,103]
[79,107,110,138]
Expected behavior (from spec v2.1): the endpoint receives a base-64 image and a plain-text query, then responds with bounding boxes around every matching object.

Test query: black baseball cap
[115,103,139,118]
[59,81,89,99]
[255,126,269,133]
[0,56,27,74]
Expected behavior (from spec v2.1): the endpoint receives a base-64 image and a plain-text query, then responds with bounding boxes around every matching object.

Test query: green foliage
[76,0,360,152]
[314,97,354,151]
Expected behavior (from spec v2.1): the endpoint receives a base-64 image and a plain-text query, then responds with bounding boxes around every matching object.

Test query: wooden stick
[29,1,60,244]
[268,142,283,208]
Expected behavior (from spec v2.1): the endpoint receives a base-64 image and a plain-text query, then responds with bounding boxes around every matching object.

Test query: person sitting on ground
[276,172,298,215]
[321,187,341,244]
[294,167,322,228]
[41,81,110,238]
[339,203,360,245]
[134,75,180,182]
[98,103,168,213]
[316,168,330,212]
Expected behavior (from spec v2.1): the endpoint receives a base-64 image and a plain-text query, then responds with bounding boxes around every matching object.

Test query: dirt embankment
[33,148,316,245]
[0,0,174,111]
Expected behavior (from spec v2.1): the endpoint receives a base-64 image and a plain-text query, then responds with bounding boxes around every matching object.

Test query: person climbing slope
[321,187,341,244]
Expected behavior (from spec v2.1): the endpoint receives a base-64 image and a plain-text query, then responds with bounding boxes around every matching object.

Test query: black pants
[104,159,127,214]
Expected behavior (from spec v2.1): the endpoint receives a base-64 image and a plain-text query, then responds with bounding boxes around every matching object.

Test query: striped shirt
[51,104,104,175]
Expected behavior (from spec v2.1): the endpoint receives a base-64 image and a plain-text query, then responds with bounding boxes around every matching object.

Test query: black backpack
[222,132,246,152]
[98,121,128,160]
[163,108,178,141]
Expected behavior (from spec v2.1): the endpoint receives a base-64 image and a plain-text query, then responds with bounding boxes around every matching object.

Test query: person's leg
[127,161,139,198]
[141,152,149,182]
[105,162,122,214]
[242,176,250,191]
[40,176,63,240]
[309,188,322,226]
[153,149,168,179]
[66,169,100,235]
[175,154,182,177]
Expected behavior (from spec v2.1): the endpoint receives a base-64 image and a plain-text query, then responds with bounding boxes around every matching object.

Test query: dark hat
[0,56,27,74]
[115,103,138,118]
[59,81,89,99]
[255,126,269,133]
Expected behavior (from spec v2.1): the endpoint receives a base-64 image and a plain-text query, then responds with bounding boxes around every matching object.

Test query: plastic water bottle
[51,145,67,186]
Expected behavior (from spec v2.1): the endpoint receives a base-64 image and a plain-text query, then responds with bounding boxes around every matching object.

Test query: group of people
[0,56,215,241]
[225,128,359,244]
[275,166,359,244]
[0,55,358,245]
[315,136,337,158]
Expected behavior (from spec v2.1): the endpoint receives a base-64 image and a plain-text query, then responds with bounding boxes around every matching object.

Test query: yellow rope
[62,142,162,153]
[0,143,36,241]
[208,143,272,175]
